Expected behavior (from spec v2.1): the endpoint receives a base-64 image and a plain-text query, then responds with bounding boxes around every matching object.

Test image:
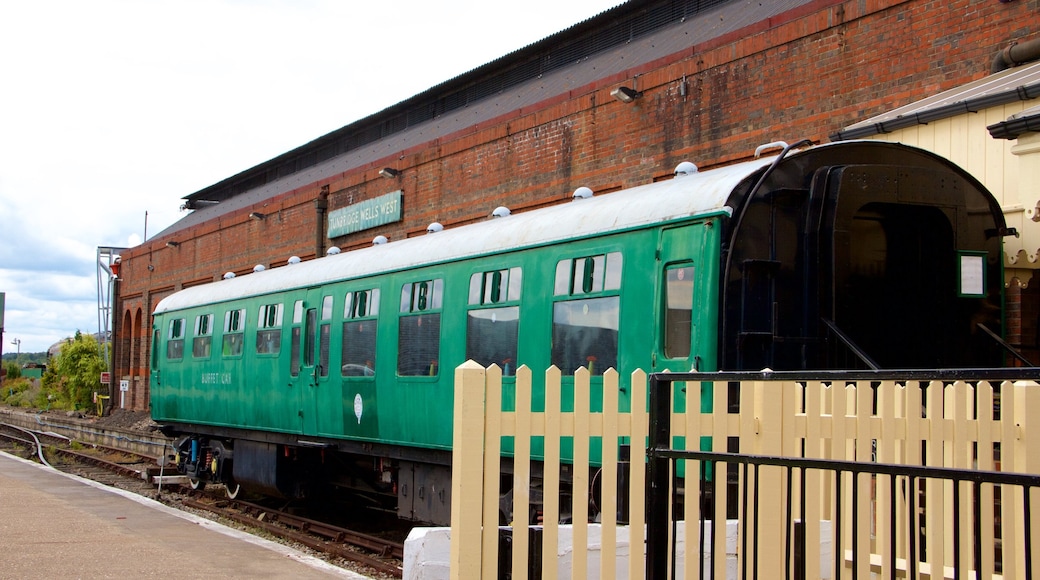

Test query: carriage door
[652,223,716,472]
[653,225,703,375]
[820,165,971,368]
[290,291,333,436]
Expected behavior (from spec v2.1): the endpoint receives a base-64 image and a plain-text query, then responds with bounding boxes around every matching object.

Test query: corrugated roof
[156,0,814,239]
[833,60,1040,141]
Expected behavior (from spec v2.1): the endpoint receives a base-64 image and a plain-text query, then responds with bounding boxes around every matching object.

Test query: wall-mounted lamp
[166,240,180,248]
[249,211,266,220]
[379,167,401,178]
[611,86,642,103]
[181,199,220,211]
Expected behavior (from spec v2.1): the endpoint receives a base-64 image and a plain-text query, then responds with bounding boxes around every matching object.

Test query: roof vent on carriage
[674,161,698,177]
[426,222,444,233]
[326,246,341,255]
[755,141,789,158]
[492,206,510,218]
[223,272,236,279]
[373,235,388,245]
[253,264,265,273]
[287,256,302,265]
[572,186,593,200]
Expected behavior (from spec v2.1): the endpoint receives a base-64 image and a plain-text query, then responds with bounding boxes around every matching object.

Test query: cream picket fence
[449,361,1040,579]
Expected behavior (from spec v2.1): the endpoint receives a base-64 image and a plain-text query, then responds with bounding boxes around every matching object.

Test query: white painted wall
[404,521,834,579]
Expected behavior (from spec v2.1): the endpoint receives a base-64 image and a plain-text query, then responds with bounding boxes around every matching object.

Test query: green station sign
[328,190,402,238]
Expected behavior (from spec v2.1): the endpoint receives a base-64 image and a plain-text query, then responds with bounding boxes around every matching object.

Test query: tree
[3,361,20,381]
[2,351,47,365]
[42,331,106,410]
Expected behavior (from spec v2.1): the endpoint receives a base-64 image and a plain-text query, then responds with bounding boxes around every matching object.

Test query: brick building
[110,0,1040,410]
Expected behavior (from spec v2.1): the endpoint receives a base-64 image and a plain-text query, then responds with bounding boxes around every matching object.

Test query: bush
[4,361,21,381]
[3,378,40,408]
[42,332,106,411]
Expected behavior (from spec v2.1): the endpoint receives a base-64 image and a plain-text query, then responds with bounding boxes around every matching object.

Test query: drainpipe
[992,38,1040,73]
[315,185,330,257]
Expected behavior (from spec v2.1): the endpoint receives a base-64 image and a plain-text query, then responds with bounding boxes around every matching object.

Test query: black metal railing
[647,450,1040,579]
[646,369,1040,580]
[978,323,1037,367]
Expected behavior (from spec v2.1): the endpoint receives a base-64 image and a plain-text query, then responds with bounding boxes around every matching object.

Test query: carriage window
[554,252,622,296]
[166,318,185,360]
[552,252,621,375]
[345,289,380,318]
[467,268,522,375]
[468,267,522,305]
[401,279,443,312]
[222,309,244,357]
[291,300,303,376]
[552,297,619,375]
[304,308,317,367]
[467,307,520,375]
[192,314,213,358]
[343,289,379,377]
[664,265,694,358]
[399,279,442,376]
[256,303,283,355]
[319,296,332,377]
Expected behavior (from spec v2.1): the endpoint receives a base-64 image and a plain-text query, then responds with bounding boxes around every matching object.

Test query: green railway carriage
[151,140,1011,524]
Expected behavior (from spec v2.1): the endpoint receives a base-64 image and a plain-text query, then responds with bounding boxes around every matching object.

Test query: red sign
[100,372,111,384]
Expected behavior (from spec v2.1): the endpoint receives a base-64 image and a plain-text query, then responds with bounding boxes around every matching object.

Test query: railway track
[0,421,406,578]
[182,496,404,577]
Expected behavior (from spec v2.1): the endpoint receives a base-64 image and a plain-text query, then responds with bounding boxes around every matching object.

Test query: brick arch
[119,310,133,379]
[133,308,146,410]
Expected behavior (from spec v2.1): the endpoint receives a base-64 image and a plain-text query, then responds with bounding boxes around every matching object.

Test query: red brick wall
[1017,278,1040,365]
[116,0,1040,409]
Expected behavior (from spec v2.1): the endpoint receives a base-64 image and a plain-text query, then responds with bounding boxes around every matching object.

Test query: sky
[0,0,622,354]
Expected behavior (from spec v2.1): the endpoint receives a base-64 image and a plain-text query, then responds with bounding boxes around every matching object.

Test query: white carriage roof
[154,154,776,314]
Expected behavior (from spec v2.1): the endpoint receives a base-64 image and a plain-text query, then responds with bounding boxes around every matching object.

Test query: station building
[110,0,1040,411]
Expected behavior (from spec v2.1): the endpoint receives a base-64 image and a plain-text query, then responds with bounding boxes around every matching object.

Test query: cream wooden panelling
[862,100,1040,278]
[449,365,1040,579]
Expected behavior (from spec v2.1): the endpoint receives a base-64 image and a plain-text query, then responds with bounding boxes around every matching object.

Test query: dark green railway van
[151,141,1010,524]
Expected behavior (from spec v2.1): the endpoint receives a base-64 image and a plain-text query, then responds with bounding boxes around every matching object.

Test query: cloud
[0,0,620,353]
[0,199,95,275]
[1,271,100,353]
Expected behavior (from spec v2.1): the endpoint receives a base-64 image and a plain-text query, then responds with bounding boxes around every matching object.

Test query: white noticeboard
[119,380,129,392]
[959,253,985,297]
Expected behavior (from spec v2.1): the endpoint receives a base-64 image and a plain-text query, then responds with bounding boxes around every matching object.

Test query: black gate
[645,369,1040,580]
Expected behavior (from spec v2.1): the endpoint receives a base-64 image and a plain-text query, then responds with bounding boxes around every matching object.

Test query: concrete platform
[0,451,369,579]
